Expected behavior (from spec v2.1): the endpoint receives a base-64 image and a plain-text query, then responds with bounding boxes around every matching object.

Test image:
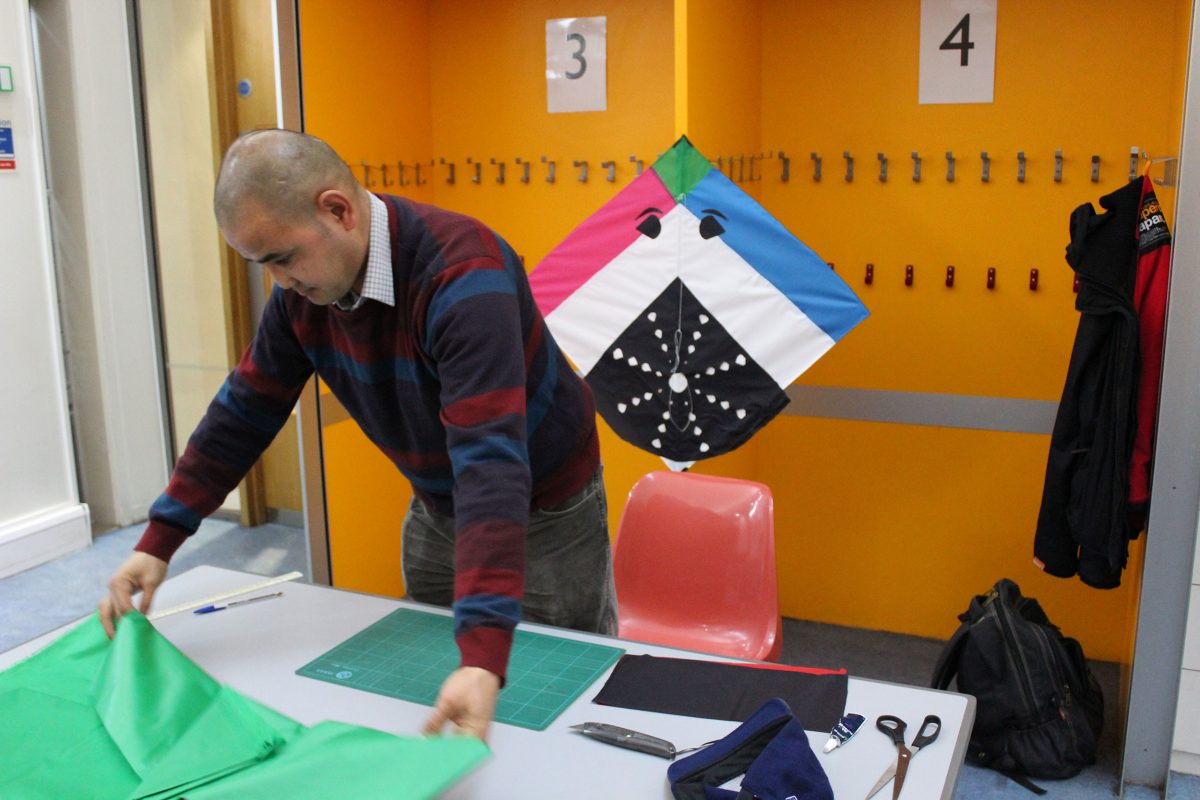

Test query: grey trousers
[401,468,618,636]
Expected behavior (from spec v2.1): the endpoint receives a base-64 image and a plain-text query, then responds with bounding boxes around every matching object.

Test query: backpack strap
[999,768,1047,795]
[931,619,972,690]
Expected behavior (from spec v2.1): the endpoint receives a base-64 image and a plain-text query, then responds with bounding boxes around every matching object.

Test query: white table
[0,566,974,799]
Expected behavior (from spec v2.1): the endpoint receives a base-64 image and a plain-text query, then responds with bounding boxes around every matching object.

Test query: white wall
[1172,536,1200,775]
[30,0,169,530]
[0,0,88,576]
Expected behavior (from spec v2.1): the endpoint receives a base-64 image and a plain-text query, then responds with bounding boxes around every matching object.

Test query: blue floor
[3,519,1200,798]
[0,517,309,653]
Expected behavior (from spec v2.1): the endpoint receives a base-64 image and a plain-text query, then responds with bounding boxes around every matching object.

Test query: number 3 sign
[919,0,997,104]
[547,17,607,113]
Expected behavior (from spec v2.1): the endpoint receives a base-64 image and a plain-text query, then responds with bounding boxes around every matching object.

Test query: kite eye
[699,215,725,240]
[637,215,662,239]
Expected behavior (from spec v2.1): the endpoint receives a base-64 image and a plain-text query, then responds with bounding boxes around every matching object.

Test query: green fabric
[651,135,713,199]
[0,612,488,800]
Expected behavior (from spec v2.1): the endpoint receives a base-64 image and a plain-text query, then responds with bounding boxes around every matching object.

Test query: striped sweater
[136,194,600,679]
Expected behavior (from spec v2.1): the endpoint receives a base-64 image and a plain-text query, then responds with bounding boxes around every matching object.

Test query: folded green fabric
[0,612,488,799]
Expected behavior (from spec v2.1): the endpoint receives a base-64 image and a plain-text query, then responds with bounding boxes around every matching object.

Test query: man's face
[223,199,364,306]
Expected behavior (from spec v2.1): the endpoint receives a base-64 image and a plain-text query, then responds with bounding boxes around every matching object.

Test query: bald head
[214,129,361,230]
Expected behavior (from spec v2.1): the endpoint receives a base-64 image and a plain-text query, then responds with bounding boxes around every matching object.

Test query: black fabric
[586,278,789,462]
[591,655,847,732]
[931,579,1103,789]
[1033,178,1143,589]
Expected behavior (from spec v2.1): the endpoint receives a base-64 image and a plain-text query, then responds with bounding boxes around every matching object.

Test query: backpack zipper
[991,599,1038,719]
[1033,623,1083,751]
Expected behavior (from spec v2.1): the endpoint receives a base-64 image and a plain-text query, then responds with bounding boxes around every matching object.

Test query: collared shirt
[334,192,395,311]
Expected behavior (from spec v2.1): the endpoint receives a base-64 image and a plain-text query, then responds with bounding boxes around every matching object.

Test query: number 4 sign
[546,17,607,113]
[919,0,997,104]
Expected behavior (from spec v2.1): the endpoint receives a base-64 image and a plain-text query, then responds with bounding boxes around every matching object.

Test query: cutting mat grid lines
[296,608,624,730]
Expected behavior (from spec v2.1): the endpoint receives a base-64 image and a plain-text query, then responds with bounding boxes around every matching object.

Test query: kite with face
[530,136,868,464]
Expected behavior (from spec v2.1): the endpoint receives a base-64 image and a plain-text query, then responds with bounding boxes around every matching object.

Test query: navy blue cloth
[667,698,834,800]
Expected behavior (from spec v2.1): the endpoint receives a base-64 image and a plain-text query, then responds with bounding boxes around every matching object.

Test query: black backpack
[931,579,1104,794]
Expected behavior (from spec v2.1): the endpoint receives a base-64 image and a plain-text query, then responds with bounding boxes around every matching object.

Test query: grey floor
[3,519,1200,799]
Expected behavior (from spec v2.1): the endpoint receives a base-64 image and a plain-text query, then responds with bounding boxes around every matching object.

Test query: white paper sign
[546,17,606,113]
[919,0,997,104]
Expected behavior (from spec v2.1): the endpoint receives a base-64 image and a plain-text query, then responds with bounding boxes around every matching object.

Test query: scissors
[865,714,941,800]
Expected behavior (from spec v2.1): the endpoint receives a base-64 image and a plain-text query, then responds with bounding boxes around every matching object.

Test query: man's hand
[99,552,168,638]
[422,666,501,742]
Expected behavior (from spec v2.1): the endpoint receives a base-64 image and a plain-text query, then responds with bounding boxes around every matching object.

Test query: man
[99,129,615,741]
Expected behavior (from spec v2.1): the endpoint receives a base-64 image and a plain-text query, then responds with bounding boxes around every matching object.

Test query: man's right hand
[100,552,168,638]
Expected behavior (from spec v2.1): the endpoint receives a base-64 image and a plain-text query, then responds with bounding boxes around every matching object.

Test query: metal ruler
[148,571,304,621]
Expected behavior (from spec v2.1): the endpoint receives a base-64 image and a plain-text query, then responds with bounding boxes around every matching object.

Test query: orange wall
[297,0,1192,665]
[747,0,1190,662]
[299,0,680,596]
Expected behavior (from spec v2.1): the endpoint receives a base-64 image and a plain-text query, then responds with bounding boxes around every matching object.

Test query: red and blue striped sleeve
[136,288,313,560]
[425,243,532,681]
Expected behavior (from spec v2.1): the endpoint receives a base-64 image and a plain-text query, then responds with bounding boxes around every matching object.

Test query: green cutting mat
[296,608,624,731]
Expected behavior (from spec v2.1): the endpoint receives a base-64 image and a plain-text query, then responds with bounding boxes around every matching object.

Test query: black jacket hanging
[1033,179,1143,589]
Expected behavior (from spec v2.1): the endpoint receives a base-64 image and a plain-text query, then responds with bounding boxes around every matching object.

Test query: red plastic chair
[612,471,782,662]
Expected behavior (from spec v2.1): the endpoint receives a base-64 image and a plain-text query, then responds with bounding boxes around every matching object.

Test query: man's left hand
[422,666,501,742]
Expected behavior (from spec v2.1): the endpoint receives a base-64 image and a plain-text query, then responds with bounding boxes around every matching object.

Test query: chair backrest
[613,471,781,661]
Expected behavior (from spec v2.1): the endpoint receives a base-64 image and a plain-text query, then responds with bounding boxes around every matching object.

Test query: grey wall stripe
[784,385,1058,435]
[321,383,1057,434]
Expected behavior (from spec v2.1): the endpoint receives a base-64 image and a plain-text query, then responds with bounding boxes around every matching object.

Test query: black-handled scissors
[865,714,941,800]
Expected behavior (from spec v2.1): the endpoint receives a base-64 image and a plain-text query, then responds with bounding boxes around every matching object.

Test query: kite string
[667,221,692,433]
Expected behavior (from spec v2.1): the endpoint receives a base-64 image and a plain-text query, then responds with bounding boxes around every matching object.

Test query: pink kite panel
[529,169,675,316]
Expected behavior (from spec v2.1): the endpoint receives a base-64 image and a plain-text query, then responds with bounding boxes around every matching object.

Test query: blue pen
[194,591,284,615]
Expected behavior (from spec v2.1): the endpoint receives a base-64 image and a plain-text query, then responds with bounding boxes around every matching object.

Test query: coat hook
[865,263,874,285]
[987,267,996,290]
[1142,150,1180,187]
[380,163,394,187]
[573,159,588,182]
[945,151,955,182]
[981,151,990,183]
[541,155,556,184]
[946,265,955,288]
[1054,150,1064,183]
[1091,155,1101,183]
[1017,151,1026,183]
[601,160,617,182]
[515,157,531,184]
[440,157,455,185]
[911,151,921,182]
[490,158,506,184]
[398,161,409,187]
[778,151,790,182]
[757,152,772,182]
[740,155,747,183]
[1129,147,1140,182]
[466,157,482,184]
[877,152,888,183]
[810,152,821,182]
[905,264,914,287]
[1029,268,1039,291]
[629,155,644,176]
[748,154,758,182]
[415,161,426,186]
[843,151,854,182]
[359,160,375,187]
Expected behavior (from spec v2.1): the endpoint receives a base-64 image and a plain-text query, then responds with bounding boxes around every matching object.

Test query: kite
[530,135,869,463]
